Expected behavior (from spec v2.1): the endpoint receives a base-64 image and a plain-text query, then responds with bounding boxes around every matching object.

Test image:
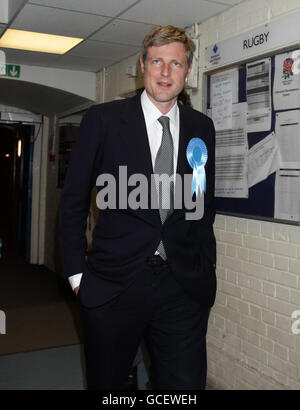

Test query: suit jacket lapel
[120,93,154,177]
[120,94,160,226]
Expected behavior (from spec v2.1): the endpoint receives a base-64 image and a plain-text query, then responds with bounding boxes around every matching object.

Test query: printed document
[215,103,248,198]
[273,50,300,111]
[210,68,239,131]
[275,169,300,221]
[246,58,271,133]
[248,132,280,188]
[275,110,300,168]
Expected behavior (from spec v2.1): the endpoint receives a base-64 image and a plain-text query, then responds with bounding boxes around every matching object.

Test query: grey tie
[154,116,174,260]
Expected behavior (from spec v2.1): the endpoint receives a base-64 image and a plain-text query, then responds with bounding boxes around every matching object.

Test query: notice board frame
[203,44,300,226]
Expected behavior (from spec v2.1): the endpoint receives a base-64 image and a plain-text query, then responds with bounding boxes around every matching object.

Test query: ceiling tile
[68,39,140,62]
[4,0,248,75]
[120,0,229,26]
[27,0,139,17]
[91,19,155,46]
[11,4,111,38]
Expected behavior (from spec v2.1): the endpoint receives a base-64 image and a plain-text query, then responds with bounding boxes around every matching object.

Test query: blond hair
[142,25,195,68]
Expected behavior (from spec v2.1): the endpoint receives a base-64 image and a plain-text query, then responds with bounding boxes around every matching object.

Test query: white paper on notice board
[246,58,271,133]
[275,109,300,169]
[275,169,300,221]
[273,50,300,111]
[210,68,239,106]
[248,132,280,188]
[215,102,248,198]
[210,68,239,131]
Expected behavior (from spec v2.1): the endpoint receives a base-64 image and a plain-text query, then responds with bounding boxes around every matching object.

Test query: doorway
[0,123,33,261]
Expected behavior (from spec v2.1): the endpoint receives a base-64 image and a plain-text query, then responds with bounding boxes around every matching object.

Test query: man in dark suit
[59,25,216,390]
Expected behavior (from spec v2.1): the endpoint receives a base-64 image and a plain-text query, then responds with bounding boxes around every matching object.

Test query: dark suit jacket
[59,93,216,308]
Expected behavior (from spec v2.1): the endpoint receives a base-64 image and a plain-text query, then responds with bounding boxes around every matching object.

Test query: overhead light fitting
[0,29,83,54]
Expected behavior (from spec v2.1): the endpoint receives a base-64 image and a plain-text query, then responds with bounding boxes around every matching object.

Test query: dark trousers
[79,262,209,390]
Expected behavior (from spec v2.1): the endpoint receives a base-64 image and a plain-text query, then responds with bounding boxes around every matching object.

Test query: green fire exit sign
[0,64,21,78]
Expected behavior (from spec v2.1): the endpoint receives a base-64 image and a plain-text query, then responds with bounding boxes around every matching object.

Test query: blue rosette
[186,138,208,197]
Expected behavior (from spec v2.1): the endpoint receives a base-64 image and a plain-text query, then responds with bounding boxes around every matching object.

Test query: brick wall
[208,215,300,389]
[195,0,300,390]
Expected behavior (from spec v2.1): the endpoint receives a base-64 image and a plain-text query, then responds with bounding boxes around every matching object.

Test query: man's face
[140,42,191,112]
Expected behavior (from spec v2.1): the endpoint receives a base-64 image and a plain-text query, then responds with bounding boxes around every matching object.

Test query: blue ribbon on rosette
[186,138,208,197]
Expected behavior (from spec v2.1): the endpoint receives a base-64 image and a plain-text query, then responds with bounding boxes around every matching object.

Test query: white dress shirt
[141,89,179,176]
[68,90,180,291]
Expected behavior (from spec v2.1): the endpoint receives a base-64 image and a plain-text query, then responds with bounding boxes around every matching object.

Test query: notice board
[205,48,300,223]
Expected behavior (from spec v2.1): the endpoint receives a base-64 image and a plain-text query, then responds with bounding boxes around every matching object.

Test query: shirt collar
[141,89,178,126]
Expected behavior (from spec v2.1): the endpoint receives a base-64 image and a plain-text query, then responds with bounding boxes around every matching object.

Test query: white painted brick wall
[210,214,300,390]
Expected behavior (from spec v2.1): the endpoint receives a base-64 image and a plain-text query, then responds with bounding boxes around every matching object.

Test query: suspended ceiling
[1,0,247,73]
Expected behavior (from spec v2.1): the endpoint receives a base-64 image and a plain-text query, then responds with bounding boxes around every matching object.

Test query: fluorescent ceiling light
[0,29,83,54]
